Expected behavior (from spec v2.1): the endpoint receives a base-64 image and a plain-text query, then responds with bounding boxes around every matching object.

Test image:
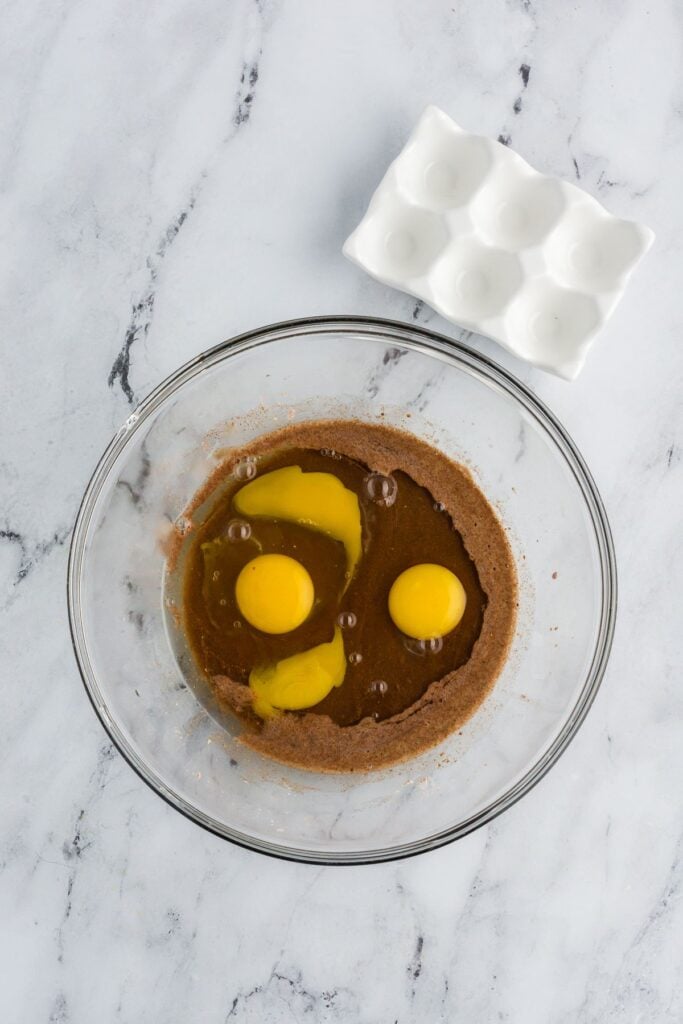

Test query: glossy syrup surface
[182,447,486,725]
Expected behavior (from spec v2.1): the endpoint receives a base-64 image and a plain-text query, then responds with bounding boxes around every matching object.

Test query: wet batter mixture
[174,420,517,772]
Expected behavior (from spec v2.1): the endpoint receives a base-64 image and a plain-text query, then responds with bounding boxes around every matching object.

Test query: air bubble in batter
[175,515,193,536]
[364,472,398,507]
[337,611,357,630]
[405,636,444,656]
[226,519,252,542]
[234,457,257,482]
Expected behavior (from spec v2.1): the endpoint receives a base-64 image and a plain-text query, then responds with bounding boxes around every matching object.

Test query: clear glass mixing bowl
[67,317,616,864]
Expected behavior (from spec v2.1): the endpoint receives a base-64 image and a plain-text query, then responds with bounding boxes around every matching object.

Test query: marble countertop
[2,1,681,1020]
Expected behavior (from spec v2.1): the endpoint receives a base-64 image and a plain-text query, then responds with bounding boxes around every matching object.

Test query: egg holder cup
[343,106,654,379]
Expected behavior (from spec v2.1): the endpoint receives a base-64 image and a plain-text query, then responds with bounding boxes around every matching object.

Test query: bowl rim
[67,315,617,865]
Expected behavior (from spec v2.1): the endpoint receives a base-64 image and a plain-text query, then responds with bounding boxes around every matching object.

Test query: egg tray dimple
[343,106,654,380]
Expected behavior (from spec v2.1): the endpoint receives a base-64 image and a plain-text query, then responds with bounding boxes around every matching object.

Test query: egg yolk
[235,554,314,634]
[233,465,362,576]
[388,563,466,640]
[249,627,346,718]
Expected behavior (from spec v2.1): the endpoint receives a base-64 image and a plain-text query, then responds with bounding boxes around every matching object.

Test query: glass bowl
[67,316,616,864]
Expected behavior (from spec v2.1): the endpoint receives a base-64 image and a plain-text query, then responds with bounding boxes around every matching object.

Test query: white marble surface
[2,1,681,1020]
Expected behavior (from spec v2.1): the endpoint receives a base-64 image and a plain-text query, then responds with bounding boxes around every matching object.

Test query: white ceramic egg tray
[344,106,654,379]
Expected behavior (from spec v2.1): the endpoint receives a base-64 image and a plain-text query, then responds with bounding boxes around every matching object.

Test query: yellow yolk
[233,465,362,576]
[388,563,466,640]
[249,627,346,718]
[235,554,314,634]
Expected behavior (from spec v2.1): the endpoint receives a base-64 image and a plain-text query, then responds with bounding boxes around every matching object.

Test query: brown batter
[174,420,517,772]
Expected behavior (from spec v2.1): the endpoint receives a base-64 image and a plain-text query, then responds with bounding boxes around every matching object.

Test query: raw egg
[388,563,466,640]
[235,554,314,634]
